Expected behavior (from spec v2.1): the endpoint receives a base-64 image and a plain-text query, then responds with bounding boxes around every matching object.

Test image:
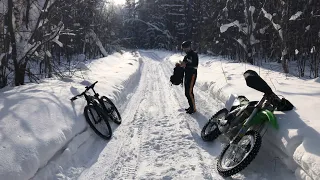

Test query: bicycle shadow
[0,82,93,178]
[68,85,122,170]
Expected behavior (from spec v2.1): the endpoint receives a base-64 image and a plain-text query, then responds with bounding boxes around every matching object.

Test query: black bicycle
[70,81,122,139]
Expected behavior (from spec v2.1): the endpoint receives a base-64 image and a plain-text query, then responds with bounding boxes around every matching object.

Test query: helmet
[181,41,192,48]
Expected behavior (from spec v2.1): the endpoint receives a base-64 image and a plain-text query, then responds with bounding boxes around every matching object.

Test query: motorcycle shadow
[188,111,294,180]
[186,111,224,157]
[274,109,320,157]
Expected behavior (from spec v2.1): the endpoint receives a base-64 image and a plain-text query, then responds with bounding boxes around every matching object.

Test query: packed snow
[182,54,320,180]
[0,52,141,179]
[0,50,320,180]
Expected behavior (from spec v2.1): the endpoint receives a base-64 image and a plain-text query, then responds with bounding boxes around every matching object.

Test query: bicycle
[70,81,122,139]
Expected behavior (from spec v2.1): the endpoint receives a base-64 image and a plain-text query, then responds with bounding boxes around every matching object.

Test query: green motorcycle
[201,70,293,177]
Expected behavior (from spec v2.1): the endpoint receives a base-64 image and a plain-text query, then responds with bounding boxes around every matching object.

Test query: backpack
[170,63,184,86]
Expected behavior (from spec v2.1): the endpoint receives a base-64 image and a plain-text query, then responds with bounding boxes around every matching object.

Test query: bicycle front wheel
[100,96,122,124]
[84,104,112,140]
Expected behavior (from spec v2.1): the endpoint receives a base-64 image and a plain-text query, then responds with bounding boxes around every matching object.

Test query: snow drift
[167,53,320,180]
[1,49,319,180]
[0,51,142,180]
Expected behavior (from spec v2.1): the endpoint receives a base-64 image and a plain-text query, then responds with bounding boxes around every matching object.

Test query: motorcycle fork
[230,95,267,144]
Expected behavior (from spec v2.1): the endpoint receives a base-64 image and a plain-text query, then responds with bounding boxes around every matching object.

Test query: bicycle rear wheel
[84,104,112,139]
[100,96,122,124]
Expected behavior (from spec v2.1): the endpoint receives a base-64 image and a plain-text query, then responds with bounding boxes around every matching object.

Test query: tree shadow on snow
[0,82,118,178]
[67,87,121,173]
[0,84,85,176]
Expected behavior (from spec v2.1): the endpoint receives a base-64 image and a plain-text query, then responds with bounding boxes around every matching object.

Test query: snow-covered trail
[62,51,295,180]
[77,52,223,180]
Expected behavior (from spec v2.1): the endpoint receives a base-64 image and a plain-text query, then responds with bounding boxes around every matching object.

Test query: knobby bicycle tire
[84,104,112,139]
[100,96,122,124]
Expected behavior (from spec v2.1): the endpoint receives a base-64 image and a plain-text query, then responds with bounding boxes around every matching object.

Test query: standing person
[180,41,198,114]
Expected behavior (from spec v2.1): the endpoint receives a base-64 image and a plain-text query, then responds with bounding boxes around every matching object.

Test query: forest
[0,0,319,88]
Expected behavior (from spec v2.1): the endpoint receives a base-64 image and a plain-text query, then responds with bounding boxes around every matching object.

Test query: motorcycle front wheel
[217,130,261,177]
[201,108,228,141]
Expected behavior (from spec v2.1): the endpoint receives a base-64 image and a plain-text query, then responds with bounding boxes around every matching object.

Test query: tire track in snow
[110,107,143,180]
[77,51,294,180]
[160,66,212,179]
[159,57,222,179]
[78,56,166,180]
[110,62,160,179]
[160,53,296,180]
[76,60,150,180]
[29,57,145,180]
[132,51,221,179]
[109,55,193,179]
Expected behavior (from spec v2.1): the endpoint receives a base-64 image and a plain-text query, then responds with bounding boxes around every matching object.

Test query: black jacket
[183,50,199,69]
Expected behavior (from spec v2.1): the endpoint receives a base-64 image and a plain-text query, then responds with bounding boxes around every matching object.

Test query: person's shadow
[179,109,224,157]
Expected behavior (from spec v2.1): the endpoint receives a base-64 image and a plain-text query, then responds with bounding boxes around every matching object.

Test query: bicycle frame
[70,81,121,126]
[70,81,116,139]
[71,81,109,119]
[83,90,100,105]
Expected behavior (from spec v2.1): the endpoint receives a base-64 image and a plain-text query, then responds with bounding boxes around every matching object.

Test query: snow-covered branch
[261,8,283,40]
[85,29,108,57]
[124,18,173,39]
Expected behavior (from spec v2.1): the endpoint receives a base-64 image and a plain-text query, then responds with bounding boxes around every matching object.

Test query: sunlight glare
[112,0,126,5]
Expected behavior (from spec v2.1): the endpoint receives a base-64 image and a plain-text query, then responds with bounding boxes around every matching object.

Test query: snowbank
[0,51,142,180]
[168,53,320,180]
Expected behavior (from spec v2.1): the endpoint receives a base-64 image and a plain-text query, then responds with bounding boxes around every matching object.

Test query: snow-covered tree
[261,0,318,74]
[219,0,265,64]
[7,0,62,85]
[2,0,320,88]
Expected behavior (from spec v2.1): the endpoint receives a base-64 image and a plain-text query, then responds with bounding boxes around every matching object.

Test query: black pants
[184,68,197,111]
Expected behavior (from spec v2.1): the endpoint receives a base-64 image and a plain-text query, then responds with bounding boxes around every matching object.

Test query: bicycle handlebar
[70,81,98,101]
[85,81,98,90]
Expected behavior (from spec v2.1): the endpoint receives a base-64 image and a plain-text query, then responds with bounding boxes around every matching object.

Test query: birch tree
[7,0,62,85]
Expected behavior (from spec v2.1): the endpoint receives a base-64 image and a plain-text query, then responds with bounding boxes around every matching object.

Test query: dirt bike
[201,70,293,177]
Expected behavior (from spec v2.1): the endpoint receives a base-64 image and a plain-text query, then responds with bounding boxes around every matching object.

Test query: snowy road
[48,52,296,180]
[77,52,224,180]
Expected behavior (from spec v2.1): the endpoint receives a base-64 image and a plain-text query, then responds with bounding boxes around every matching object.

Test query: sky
[112,0,126,5]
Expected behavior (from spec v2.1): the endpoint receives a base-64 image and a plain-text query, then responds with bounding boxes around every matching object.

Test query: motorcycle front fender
[250,110,278,129]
